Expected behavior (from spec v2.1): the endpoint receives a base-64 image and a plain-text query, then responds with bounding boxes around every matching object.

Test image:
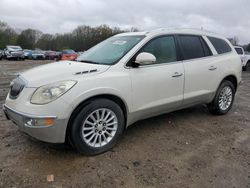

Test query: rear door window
[178,35,212,60]
[207,37,232,54]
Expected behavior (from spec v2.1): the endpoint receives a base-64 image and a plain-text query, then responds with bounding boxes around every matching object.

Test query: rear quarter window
[234,47,244,55]
[207,37,232,54]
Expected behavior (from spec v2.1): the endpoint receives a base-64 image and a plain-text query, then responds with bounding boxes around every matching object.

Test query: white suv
[3,29,242,155]
[234,46,250,71]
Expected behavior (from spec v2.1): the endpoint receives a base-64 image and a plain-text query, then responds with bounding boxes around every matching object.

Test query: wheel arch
[220,74,238,91]
[66,94,128,142]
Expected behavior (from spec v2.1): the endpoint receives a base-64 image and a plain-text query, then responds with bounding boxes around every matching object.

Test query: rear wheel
[245,62,250,72]
[208,80,235,115]
[70,98,125,155]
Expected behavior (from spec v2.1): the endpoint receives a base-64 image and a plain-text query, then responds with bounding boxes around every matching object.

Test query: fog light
[25,117,55,127]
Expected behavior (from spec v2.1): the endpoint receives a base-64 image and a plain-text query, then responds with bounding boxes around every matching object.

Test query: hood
[20,61,110,87]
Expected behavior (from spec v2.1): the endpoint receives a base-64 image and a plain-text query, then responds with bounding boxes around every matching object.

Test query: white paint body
[4,29,242,143]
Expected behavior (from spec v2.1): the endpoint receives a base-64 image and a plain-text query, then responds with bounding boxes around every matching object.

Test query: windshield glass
[7,46,22,50]
[77,35,145,65]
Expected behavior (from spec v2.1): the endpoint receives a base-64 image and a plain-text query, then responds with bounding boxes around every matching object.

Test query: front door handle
[172,72,183,77]
[209,66,217,71]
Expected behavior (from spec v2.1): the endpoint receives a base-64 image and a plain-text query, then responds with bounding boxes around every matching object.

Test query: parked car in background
[23,49,33,59]
[4,45,25,60]
[3,29,242,155]
[234,46,250,71]
[31,50,45,60]
[59,49,78,61]
[0,49,3,60]
[45,50,59,60]
[77,51,85,56]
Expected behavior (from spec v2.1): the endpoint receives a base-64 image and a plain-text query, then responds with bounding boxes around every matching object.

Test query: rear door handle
[172,72,183,77]
[209,66,217,70]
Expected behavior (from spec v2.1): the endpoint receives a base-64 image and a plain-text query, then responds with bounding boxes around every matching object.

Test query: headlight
[31,80,77,104]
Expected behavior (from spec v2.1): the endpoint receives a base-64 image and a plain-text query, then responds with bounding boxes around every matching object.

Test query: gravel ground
[0,60,249,188]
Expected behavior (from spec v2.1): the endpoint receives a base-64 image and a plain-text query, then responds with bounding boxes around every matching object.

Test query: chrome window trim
[123,34,234,69]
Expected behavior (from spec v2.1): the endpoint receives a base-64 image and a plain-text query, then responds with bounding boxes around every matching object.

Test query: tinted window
[178,35,211,60]
[208,37,232,54]
[234,47,244,55]
[140,36,177,64]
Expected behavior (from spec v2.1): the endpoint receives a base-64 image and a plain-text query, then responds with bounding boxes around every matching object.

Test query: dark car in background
[45,50,59,60]
[31,50,45,60]
[23,49,33,59]
[0,49,3,60]
[59,49,78,61]
[4,45,25,60]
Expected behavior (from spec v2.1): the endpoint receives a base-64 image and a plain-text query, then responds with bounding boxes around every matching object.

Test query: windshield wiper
[77,60,102,64]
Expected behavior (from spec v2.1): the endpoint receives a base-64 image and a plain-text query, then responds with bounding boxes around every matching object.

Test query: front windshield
[77,35,145,65]
[8,46,22,50]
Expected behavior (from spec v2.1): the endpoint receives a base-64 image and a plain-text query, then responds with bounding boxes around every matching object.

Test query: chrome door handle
[172,72,183,77]
[209,66,217,70]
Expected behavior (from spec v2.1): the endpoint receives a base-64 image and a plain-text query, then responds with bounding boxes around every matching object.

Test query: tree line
[0,21,138,51]
[1,20,250,52]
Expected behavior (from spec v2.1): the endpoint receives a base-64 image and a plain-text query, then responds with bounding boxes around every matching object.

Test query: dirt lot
[0,60,249,188]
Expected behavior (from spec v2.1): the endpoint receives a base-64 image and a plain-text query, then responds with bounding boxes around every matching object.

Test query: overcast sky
[0,0,250,44]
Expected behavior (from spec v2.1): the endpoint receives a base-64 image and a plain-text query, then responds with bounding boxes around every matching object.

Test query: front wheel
[208,80,235,115]
[70,98,125,155]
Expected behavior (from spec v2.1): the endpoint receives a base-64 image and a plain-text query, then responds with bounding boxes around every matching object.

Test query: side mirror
[135,52,156,65]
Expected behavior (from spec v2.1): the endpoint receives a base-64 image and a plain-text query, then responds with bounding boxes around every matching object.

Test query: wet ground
[0,60,249,188]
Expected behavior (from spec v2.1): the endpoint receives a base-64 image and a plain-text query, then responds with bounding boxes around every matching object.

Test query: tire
[70,98,125,155]
[208,80,235,115]
[246,62,250,72]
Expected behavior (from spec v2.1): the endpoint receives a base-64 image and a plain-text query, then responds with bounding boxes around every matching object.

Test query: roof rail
[147,27,218,35]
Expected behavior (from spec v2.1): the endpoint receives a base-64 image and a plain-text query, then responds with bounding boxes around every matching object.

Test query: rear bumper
[3,104,67,143]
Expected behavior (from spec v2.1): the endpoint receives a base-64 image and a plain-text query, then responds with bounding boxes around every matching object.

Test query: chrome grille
[9,76,25,99]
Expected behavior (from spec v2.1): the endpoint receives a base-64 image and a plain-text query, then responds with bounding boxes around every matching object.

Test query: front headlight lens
[31,80,77,104]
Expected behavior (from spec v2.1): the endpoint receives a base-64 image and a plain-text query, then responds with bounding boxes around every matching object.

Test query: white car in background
[4,45,25,60]
[234,46,250,71]
[3,29,242,155]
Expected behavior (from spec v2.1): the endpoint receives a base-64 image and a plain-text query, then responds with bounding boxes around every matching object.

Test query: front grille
[9,77,25,99]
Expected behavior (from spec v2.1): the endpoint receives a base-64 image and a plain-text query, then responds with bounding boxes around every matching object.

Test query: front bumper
[7,53,24,58]
[3,104,67,143]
